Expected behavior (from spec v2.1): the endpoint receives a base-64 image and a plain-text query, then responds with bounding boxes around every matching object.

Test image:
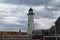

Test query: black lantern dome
[28,7,34,15]
[29,8,33,11]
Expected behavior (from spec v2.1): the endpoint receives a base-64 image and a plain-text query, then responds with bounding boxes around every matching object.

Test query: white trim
[44,36,60,40]
[44,36,60,37]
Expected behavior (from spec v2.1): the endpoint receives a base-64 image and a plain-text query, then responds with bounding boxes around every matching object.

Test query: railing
[2,35,33,40]
[44,36,60,40]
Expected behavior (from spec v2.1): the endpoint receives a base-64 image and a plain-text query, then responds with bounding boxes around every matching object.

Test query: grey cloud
[1,0,51,6]
[0,16,27,32]
[35,9,56,19]
[45,0,60,11]
[34,23,40,30]
[0,21,26,32]
[0,0,60,32]
[46,6,60,11]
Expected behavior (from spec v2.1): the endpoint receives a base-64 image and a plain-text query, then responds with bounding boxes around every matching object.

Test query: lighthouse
[27,8,35,35]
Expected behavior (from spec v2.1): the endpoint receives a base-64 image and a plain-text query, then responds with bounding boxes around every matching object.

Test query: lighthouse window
[28,24,29,26]
[28,20,30,21]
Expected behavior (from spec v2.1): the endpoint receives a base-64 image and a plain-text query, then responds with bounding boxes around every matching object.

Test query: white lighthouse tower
[27,8,35,35]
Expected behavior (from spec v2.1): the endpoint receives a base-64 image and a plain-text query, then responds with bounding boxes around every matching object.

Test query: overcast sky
[0,0,60,32]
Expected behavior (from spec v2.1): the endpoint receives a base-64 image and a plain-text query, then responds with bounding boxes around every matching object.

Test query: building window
[53,31,55,34]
